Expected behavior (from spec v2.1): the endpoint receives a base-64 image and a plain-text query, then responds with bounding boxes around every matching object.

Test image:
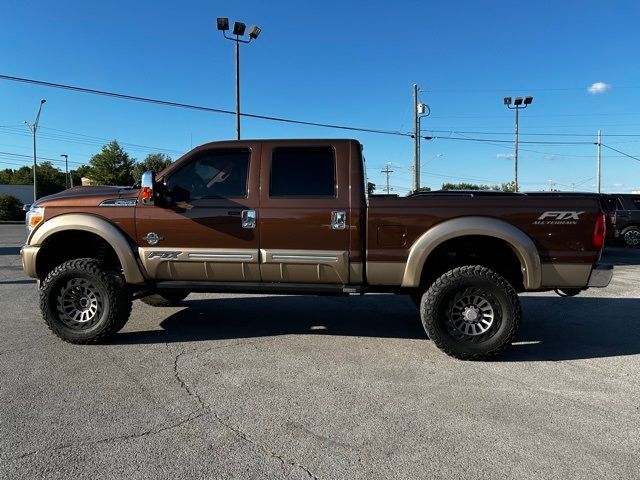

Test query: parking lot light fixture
[248,25,261,39]
[216,18,261,140]
[504,95,533,192]
[216,18,229,31]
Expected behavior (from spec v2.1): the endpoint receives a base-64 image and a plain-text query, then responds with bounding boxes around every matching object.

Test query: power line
[427,135,594,145]
[0,74,412,138]
[423,129,640,138]
[601,144,640,163]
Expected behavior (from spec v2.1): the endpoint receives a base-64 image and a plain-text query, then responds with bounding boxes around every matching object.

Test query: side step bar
[155,281,365,296]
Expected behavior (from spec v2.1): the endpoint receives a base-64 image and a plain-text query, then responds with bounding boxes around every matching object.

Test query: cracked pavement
[1,225,639,479]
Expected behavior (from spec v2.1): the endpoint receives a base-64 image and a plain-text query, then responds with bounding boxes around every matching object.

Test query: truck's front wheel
[420,266,521,360]
[40,258,132,344]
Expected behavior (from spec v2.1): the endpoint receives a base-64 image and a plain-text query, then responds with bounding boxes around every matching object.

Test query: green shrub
[0,194,23,221]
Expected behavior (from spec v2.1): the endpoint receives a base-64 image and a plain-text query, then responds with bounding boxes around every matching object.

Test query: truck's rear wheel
[621,226,640,248]
[40,258,132,344]
[140,291,189,307]
[419,265,521,360]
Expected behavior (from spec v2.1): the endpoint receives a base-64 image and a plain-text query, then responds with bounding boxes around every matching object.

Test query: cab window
[165,148,249,202]
[270,147,336,197]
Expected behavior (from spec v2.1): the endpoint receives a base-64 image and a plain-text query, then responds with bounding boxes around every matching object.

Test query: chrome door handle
[331,211,346,230]
[241,210,256,229]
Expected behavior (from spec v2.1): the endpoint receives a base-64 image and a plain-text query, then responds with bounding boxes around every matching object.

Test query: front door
[258,142,351,284]
[135,142,261,282]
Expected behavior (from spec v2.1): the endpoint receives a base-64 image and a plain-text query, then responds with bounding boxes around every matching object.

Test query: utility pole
[61,154,69,189]
[25,99,46,203]
[413,84,419,192]
[597,130,602,193]
[514,105,519,192]
[382,163,393,194]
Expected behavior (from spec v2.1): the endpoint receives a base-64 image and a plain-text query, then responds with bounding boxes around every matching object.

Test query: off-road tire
[140,291,189,307]
[40,258,132,344]
[420,265,521,360]
[621,226,640,248]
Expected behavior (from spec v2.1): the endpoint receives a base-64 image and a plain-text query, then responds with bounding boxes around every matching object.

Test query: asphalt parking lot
[0,224,638,479]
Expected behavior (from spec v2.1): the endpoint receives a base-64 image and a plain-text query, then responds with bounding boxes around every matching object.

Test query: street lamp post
[503,96,533,192]
[25,99,46,203]
[61,154,69,189]
[216,18,261,140]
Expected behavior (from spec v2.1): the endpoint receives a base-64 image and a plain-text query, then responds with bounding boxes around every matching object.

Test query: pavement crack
[168,343,320,479]
[211,411,321,479]
[4,409,209,463]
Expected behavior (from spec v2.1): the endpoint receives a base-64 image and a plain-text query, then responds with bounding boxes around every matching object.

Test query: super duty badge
[534,211,585,225]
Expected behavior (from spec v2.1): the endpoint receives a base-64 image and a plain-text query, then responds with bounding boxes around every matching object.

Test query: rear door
[258,142,351,284]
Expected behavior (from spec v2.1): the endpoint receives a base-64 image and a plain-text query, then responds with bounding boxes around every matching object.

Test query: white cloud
[544,154,556,161]
[587,82,611,94]
[496,153,514,159]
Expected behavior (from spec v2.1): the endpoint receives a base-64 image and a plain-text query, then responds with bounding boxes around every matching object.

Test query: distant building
[0,185,32,205]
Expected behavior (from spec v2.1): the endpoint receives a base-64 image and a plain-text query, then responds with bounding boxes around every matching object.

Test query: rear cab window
[270,147,336,197]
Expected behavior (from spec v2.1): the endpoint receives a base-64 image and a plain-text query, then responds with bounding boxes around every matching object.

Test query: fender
[401,216,542,290]
[29,213,146,285]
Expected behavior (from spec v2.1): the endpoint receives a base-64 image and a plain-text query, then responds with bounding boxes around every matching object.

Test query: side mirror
[140,171,155,205]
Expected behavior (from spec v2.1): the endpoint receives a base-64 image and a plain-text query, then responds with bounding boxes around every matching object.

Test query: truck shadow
[602,246,640,266]
[115,294,640,361]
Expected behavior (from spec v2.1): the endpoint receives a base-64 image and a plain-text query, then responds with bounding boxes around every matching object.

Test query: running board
[154,281,365,296]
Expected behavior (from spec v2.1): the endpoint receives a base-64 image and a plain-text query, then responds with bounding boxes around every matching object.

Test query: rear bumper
[20,245,39,278]
[587,264,613,288]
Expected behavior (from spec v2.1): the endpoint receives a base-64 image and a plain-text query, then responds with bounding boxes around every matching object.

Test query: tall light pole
[61,154,69,189]
[216,18,261,140]
[25,99,46,203]
[504,96,533,192]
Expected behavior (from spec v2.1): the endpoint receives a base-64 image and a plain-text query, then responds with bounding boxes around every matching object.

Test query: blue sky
[1,0,639,193]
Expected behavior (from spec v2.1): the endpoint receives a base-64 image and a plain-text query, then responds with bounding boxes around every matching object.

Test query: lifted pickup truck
[21,139,612,359]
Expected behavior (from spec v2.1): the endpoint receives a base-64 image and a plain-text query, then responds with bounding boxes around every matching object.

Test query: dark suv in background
[603,194,640,247]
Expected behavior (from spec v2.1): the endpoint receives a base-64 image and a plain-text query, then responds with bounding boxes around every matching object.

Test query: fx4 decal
[148,251,182,260]
[534,211,585,225]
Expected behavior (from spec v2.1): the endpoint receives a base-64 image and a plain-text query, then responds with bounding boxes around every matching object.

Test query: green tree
[0,163,67,197]
[441,182,492,191]
[501,181,516,192]
[70,165,93,187]
[367,182,376,195]
[0,194,22,220]
[36,161,66,197]
[88,141,135,186]
[132,153,172,183]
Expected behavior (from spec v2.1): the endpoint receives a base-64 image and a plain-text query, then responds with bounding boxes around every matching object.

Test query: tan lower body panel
[366,261,406,286]
[138,247,260,281]
[260,249,349,283]
[540,263,591,288]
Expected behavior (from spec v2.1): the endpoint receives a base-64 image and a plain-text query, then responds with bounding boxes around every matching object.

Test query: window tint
[166,149,249,202]
[632,198,640,210]
[617,198,625,210]
[270,147,336,197]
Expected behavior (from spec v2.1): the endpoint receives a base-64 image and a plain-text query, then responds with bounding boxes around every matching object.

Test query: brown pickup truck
[21,139,612,359]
